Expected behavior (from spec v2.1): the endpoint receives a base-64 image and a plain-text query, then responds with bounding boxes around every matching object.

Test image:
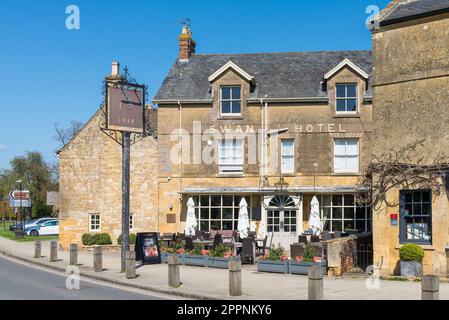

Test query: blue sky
[0,0,390,169]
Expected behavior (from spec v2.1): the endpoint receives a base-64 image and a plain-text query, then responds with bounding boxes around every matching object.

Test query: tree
[54,121,83,149]
[0,152,58,218]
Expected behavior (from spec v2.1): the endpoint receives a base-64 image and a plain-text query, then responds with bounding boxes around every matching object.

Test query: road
[0,255,168,300]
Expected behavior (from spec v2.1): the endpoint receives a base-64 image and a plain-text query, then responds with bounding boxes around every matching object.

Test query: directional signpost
[9,188,31,237]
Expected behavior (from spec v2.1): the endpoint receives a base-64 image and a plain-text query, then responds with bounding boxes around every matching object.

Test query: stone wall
[58,109,158,250]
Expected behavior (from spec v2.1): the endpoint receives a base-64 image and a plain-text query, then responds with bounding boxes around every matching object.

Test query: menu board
[135,233,161,264]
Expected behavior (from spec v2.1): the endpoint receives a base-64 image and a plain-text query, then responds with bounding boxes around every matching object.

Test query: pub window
[334,139,359,174]
[336,83,357,113]
[192,195,251,231]
[320,194,371,233]
[281,139,295,174]
[400,190,432,244]
[89,213,101,232]
[219,139,243,174]
[220,86,241,115]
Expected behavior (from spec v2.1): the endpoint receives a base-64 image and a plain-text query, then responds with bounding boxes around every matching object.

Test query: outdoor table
[193,240,214,249]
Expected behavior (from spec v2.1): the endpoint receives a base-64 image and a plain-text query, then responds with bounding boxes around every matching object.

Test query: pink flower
[224,251,235,259]
[280,255,289,261]
[295,256,304,262]
[177,248,185,254]
[313,256,322,263]
[201,249,210,256]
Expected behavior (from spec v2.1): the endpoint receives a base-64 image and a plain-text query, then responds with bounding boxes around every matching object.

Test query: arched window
[269,195,296,209]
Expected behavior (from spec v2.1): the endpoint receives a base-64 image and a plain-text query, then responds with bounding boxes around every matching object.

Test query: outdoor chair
[290,243,305,259]
[322,232,333,241]
[298,235,308,244]
[184,237,194,251]
[311,235,320,243]
[310,243,323,258]
[202,231,211,240]
[241,237,255,264]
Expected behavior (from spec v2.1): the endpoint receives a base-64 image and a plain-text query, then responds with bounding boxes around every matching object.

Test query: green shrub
[399,244,424,262]
[82,233,95,246]
[117,233,137,245]
[303,245,317,262]
[210,243,229,257]
[265,244,285,261]
[81,233,112,246]
[98,233,112,245]
[189,244,205,256]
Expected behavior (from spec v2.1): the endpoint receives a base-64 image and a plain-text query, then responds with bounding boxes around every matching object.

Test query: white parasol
[237,197,250,239]
[308,196,322,236]
[185,197,198,236]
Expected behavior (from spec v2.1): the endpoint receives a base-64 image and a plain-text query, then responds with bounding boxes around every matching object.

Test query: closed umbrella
[237,197,250,239]
[308,196,322,236]
[185,197,198,237]
[257,219,267,240]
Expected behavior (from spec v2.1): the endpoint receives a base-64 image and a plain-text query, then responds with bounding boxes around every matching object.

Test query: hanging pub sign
[135,232,161,264]
[105,82,145,133]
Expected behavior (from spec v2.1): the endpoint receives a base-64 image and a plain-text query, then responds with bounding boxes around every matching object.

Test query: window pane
[282,157,294,173]
[332,221,342,232]
[422,191,430,203]
[344,220,355,231]
[346,156,359,172]
[333,195,343,206]
[347,99,357,112]
[231,101,241,114]
[200,196,209,207]
[344,207,354,220]
[322,196,331,207]
[336,85,346,97]
[344,195,354,206]
[223,196,233,207]
[333,207,342,219]
[322,207,331,219]
[334,140,346,155]
[231,87,241,99]
[211,196,221,206]
[347,85,357,98]
[223,208,233,219]
[201,208,209,220]
[211,208,220,219]
[221,87,231,100]
[346,140,359,155]
[334,157,346,172]
[211,221,221,230]
[355,220,366,232]
[356,207,366,220]
[222,221,233,230]
[336,99,346,112]
[200,221,210,231]
[221,101,231,114]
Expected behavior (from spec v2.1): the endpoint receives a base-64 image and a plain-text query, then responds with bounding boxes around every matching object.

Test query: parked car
[10,217,56,232]
[26,219,59,236]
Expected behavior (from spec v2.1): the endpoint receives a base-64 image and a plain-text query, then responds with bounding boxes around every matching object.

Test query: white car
[26,220,59,236]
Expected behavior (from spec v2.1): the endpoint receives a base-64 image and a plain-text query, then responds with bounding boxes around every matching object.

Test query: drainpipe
[259,98,264,188]
[264,95,269,181]
[178,100,183,234]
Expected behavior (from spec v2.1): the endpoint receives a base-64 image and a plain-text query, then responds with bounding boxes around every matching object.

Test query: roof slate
[381,0,449,26]
[154,51,372,101]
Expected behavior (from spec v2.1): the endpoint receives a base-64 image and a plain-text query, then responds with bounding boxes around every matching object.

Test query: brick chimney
[178,25,196,61]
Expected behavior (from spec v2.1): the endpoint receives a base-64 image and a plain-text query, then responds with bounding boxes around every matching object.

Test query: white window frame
[219,139,244,174]
[335,83,358,114]
[89,213,101,232]
[334,139,360,174]
[220,86,242,117]
[281,139,295,174]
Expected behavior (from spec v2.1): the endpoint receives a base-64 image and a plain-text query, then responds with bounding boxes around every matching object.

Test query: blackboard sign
[135,232,161,264]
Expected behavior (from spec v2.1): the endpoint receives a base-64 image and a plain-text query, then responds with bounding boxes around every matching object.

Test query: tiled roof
[381,0,449,26]
[154,51,372,101]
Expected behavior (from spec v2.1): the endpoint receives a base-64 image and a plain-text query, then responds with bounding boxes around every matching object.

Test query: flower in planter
[313,256,322,263]
[224,251,236,259]
[295,256,304,262]
[280,255,289,261]
[177,248,185,254]
[201,249,210,256]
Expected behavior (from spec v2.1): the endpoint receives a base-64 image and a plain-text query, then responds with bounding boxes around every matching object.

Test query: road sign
[9,190,32,208]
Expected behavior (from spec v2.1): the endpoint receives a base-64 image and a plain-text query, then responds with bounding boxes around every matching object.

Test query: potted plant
[160,241,184,263]
[183,244,209,267]
[257,245,290,274]
[400,243,424,277]
[290,245,327,275]
[207,244,237,269]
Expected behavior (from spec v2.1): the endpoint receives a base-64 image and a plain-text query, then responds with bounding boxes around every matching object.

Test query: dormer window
[220,86,241,116]
[336,84,357,113]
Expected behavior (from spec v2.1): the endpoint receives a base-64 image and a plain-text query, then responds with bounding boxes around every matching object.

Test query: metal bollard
[229,259,242,296]
[34,240,41,258]
[308,265,324,300]
[69,244,78,266]
[168,254,181,288]
[50,240,58,262]
[93,245,102,272]
[422,275,439,300]
[125,250,136,279]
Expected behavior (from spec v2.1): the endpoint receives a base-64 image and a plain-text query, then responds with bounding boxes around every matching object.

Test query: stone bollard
[125,251,136,279]
[50,240,58,262]
[168,254,181,288]
[229,259,242,296]
[308,265,324,300]
[93,246,102,272]
[422,275,439,300]
[34,240,41,258]
[69,244,78,266]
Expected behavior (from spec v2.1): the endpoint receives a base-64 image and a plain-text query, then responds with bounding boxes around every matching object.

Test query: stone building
[372,0,449,275]
[154,26,374,248]
[58,96,158,250]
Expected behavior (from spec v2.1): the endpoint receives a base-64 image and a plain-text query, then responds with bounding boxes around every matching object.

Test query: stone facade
[372,4,449,275]
[58,108,158,250]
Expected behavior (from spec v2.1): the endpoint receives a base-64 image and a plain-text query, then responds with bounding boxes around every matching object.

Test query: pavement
[0,236,448,300]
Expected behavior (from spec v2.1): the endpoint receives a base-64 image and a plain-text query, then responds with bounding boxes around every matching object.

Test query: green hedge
[399,243,424,262]
[117,233,137,245]
[81,233,113,246]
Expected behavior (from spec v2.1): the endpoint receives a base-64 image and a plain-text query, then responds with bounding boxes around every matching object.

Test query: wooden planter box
[161,252,169,263]
[400,261,422,277]
[257,259,289,274]
[183,254,208,267]
[289,261,327,275]
[207,256,232,269]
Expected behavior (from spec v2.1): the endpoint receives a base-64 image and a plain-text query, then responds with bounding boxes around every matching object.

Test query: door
[265,195,300,249]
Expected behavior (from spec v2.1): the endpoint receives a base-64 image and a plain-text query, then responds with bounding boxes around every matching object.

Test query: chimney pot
[178,26,196,61]
[111,61,120,76]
